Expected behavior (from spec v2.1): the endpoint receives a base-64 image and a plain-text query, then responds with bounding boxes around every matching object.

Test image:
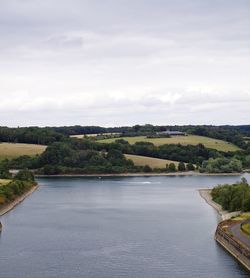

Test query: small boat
[0,221,2,232]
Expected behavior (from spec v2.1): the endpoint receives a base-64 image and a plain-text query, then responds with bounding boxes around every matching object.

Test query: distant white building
[157,130,186,136]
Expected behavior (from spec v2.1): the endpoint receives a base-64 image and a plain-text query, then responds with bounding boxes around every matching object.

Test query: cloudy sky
[0,0,249,127]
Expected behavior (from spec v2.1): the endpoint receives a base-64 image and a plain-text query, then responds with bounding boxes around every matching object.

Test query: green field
[125,154,181,168]
[99,135,240,152]
[0,143,46,160]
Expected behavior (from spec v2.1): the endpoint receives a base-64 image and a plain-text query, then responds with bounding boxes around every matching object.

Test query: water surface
[0,174,250,278]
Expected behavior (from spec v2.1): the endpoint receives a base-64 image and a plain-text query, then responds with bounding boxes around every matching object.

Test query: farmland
[0,143,46,160]
[125,154,181,168]
[99,135,240,152]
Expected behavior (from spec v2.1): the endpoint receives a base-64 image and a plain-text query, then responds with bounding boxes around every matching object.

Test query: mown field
[0,143,46,160]
[99,135,240,152]
[125,154,181,168]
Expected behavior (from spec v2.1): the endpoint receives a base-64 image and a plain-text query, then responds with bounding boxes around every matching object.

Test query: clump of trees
[36,141,137,174]
[200,158,242,173]
[211,178,250,212]
[0,169,36,207]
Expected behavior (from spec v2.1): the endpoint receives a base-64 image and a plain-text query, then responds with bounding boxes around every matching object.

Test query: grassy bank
[99,135,240,152]
[124,154,180,168]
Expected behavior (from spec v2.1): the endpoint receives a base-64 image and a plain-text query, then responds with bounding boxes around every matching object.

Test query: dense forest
[211,178,250,212]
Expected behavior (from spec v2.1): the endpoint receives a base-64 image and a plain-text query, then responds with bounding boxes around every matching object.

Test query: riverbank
[35,172,243,178]
[198,189,241,220]
[0,184,38,216]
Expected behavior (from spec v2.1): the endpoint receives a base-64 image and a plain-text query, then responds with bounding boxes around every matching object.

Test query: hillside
[0,143,46,160]
[124,154,181,168]
[99,135,240,152]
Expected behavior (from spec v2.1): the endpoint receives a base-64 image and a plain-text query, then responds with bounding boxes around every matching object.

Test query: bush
[178,162,186,171]
[15,169,35,182]
[143,165,152,173]
[187,163,195,171]
[168,163,176,172]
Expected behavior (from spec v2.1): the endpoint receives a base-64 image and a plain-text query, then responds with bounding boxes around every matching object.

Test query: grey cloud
[0,0,249,126]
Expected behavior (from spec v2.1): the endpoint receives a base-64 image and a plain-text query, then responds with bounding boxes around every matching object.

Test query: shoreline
[35,172,243,178]
[198,189,241,221]
[0,185,39,216]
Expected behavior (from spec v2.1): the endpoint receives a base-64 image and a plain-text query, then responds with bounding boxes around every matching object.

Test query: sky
[0,0,249,127]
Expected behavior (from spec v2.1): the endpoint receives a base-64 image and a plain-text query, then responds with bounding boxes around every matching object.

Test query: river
[0,174,250,277]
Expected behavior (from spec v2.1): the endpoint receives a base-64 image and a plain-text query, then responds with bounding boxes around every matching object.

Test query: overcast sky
[0,0,249,127]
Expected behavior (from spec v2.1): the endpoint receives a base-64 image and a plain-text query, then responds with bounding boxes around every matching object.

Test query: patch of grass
[0,143,46,160]
[241,223,250,236]
[99,135,240,152]
[233,212,250,221]
[125,154,181,168]
[0,179,11,186]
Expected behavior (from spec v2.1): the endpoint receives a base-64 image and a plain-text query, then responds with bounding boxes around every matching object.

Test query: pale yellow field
[0,143,46,159]
[100,135,240,152]
[0,179,11,186]
[125,154,181,168]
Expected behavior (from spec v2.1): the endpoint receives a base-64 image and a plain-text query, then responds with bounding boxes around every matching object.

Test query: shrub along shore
[0,169,37,216]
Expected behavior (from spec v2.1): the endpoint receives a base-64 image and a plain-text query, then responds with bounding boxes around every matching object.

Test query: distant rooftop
[158,130,186,135]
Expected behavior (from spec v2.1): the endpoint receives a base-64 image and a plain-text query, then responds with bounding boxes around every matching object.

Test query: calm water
[0,174,250,278]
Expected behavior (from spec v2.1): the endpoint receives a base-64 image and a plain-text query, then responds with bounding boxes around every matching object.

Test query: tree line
[0,125,249,150]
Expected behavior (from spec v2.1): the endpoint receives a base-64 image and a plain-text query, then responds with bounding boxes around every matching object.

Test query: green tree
[178,162,186,171]
[187,163,195,171]
[143,165,152,173]
[0,164,11,179]
[169,163,176,172]
[15,169,35,182]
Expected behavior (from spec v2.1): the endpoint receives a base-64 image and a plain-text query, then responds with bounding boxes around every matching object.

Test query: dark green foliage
[0,127,65,145]
[35,141,137,174]
[211,178,249,212]
[178,162,186,171]
[143,165,152,173]
[187,163,195,171]
[0,179,36,206]
[0,164,11,179]
[14,169,35,182]
[200,158,242,173]
[168,163,176,172]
